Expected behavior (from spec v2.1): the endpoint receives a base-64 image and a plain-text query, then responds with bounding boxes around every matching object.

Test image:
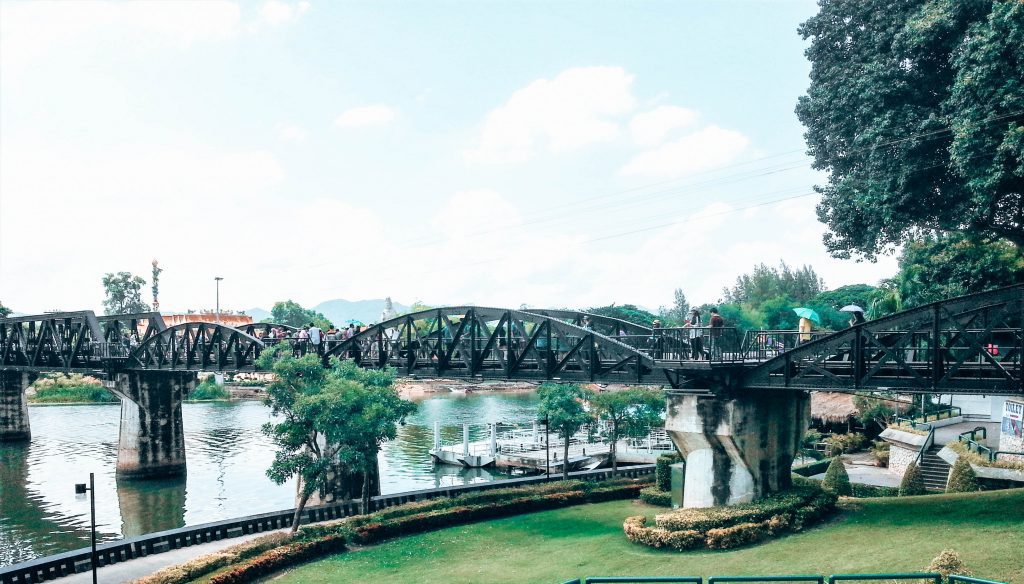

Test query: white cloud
[466,66,636,163]
[629,105,698,146]
[277,123,308,142]
[334,105,398,128]
[252,0,311,29]
[619,125,750,178]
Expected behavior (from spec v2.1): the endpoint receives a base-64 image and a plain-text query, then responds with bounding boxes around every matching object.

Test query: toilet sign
[1003,400,1023,438]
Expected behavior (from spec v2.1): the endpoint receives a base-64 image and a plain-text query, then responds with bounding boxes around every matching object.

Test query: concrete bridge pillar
[1,371,36,442]
[110,371,196,479]
[665,390,809,508]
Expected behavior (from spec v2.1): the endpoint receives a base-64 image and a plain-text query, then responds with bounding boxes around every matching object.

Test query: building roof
[811,392,859,424]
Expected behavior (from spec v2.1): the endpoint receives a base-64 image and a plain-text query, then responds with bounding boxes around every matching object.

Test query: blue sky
[0,0,898,315]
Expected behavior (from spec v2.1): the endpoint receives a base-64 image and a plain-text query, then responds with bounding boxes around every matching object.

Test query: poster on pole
[1003,400,1023,438]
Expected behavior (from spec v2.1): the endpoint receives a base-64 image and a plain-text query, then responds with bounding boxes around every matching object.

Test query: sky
[0,0,899,315]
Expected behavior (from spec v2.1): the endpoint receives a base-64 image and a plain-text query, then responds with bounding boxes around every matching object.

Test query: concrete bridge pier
[665,390,809,508]
[111,371,196,479]
[1,371,36,442]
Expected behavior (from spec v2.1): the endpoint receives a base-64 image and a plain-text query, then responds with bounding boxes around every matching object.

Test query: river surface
[0,391,539,566]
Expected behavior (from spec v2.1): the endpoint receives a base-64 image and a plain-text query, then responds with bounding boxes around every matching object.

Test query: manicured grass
[29,374,118,403]
[276,489,1024,584]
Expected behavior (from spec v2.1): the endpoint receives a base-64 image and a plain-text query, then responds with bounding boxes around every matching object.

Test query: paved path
[810,452,902,488]
[58,530,285,584]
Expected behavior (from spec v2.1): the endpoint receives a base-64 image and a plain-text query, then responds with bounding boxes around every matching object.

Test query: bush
[208,534,346,584]
[131,532,293,584]
[870,440,890,467]
[899,461,927,496]
[639,486,672,507]
[655,453,683,492]
[824,432,869,456]
[188,378,231,401]
[946,458,980,493]
[850,483,899,498]
[624,486,837,551]
[29,373,117,404]
[821,457,852,496]
[791,458,832,477]
[927,548,972,577]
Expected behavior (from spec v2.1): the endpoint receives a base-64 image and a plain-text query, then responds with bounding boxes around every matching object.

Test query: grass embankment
[186,378,232,401]
[276,489,1024,584]
[28,373,118,403]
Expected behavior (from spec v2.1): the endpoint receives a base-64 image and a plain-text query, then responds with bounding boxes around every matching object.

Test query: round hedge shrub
[655,453,683,492]
[821,457,852,496]
[899,461,926,496]
[946,457,980,493]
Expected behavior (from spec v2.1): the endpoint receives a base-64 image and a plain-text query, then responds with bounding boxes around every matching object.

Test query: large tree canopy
[102,272,150,315]
[797,0,1024,259]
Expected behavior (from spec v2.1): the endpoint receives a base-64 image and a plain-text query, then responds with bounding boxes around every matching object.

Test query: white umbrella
[839,304,865,314]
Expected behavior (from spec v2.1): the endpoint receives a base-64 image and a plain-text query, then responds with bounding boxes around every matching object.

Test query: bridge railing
[739,330,832,361]
[616,328,745,362]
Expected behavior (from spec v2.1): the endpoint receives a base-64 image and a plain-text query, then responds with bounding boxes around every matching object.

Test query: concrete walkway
[810,452,901,488]
[933,421,1000,447]
[57,530,285,584]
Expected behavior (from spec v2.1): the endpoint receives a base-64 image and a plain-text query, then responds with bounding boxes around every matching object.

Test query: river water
[0,391,540,566]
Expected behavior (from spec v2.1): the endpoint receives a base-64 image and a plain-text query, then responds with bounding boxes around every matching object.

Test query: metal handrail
[958,426,988,443]
[829,574,941,584]
[917,406,962,423]
[709,577,824,584]
[949,576,1009,584]
[559,576,998,584]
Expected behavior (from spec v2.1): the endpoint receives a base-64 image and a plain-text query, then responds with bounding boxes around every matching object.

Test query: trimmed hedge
[821,457,852,496]
[208,534,346,584]
[900,461,927,496]
[639,486,672,507]
[624,486,837,551]
[655,453,683,491]
[850,483,899,498]
[792,457,832,477]
[130,532,293,584]
[946,458,980,493]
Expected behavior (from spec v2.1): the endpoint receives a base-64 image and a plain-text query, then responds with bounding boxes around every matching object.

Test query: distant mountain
[313,298,409,326]
[245,307,272,321]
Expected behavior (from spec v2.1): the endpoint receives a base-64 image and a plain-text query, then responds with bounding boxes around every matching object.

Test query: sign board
[1003,400,1023,438]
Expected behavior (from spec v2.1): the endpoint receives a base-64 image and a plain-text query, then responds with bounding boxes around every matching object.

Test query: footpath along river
[0,390,540,566]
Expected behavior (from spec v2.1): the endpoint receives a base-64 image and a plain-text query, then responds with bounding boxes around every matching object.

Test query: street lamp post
[545,415,550,482]
[74,473,98,584]
[214,277,223,323]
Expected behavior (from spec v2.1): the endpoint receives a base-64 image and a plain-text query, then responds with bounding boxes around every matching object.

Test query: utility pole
[214,277,223,323]
[74,473,98,584]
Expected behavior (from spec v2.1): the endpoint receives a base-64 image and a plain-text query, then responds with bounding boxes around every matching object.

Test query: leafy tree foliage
[589,388,665,472]
[266,300,333,330]
[722,262,824,306]
[664,289,690,326]
[872,232,1024,317]
[537,383,593,479]
[797,0,1024,259]
[0,301,11,318]
[821,456,853,496]
[810,284,877,313]
[102,272,150,315]
[586,304,660,327]
[257,345,415,528]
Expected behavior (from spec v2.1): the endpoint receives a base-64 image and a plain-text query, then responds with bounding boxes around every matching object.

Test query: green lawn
[276,489,1024,584]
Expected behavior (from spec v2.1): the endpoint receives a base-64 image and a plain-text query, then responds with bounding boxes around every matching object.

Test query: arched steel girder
[745,284,1024,395]
[521,309,652,336]
[234,322,298,338]
[98,312,167,345]
[321,306,658,384]
[0,311,108,371]
[129,322,265,372]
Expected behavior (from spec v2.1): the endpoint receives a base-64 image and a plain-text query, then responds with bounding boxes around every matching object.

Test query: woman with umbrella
[793,307,821,343]
[840,305,866,327]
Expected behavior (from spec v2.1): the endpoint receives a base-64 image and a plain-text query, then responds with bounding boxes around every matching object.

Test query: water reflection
[0,390,539,565]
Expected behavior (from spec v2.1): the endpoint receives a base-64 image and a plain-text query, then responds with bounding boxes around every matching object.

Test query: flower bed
[623,485,837,551]
[130,532,294,584]
[208,534,347,584]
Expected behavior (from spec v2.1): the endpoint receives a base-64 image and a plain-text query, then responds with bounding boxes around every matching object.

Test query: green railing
[829,574,941,584]
[957,427,987,443]
[560,575,1004,584]
[917,406,961,424]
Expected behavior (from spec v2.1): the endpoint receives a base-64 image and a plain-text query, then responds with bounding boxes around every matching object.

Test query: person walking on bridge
[685,309,703,360]
[308,322,323,355]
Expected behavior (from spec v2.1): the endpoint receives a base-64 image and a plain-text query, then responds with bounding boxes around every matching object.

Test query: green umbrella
[345,319,364,326]
[793,307,821,325]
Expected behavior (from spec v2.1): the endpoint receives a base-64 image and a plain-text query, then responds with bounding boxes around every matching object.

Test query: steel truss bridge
[2,285,1023,395]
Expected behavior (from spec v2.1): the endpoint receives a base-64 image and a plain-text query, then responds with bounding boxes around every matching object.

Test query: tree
[810,284,877,313]
[257,345,416,529]
[267,300,333,330]
[797,0,1024,259]
[946,457,980,493]
[102,272,150,315]
[586,304,660,327]
[537,383,593,479]
[887,232,1024,308]
[722,262,824,306]
[589,388,665,473]
[899,460,927,496]
[0,301,11,318]
[666,289,690,326]
[821,456,853,496]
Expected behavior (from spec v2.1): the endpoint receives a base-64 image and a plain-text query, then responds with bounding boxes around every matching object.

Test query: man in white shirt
[308,322,323,355]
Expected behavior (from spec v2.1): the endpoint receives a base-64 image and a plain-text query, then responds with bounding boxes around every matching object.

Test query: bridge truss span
[744,284,1024,395]
[322,306,660,384]
[129,322,265,372]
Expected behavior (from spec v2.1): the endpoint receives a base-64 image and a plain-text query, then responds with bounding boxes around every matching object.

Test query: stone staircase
[919,445,951,491]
